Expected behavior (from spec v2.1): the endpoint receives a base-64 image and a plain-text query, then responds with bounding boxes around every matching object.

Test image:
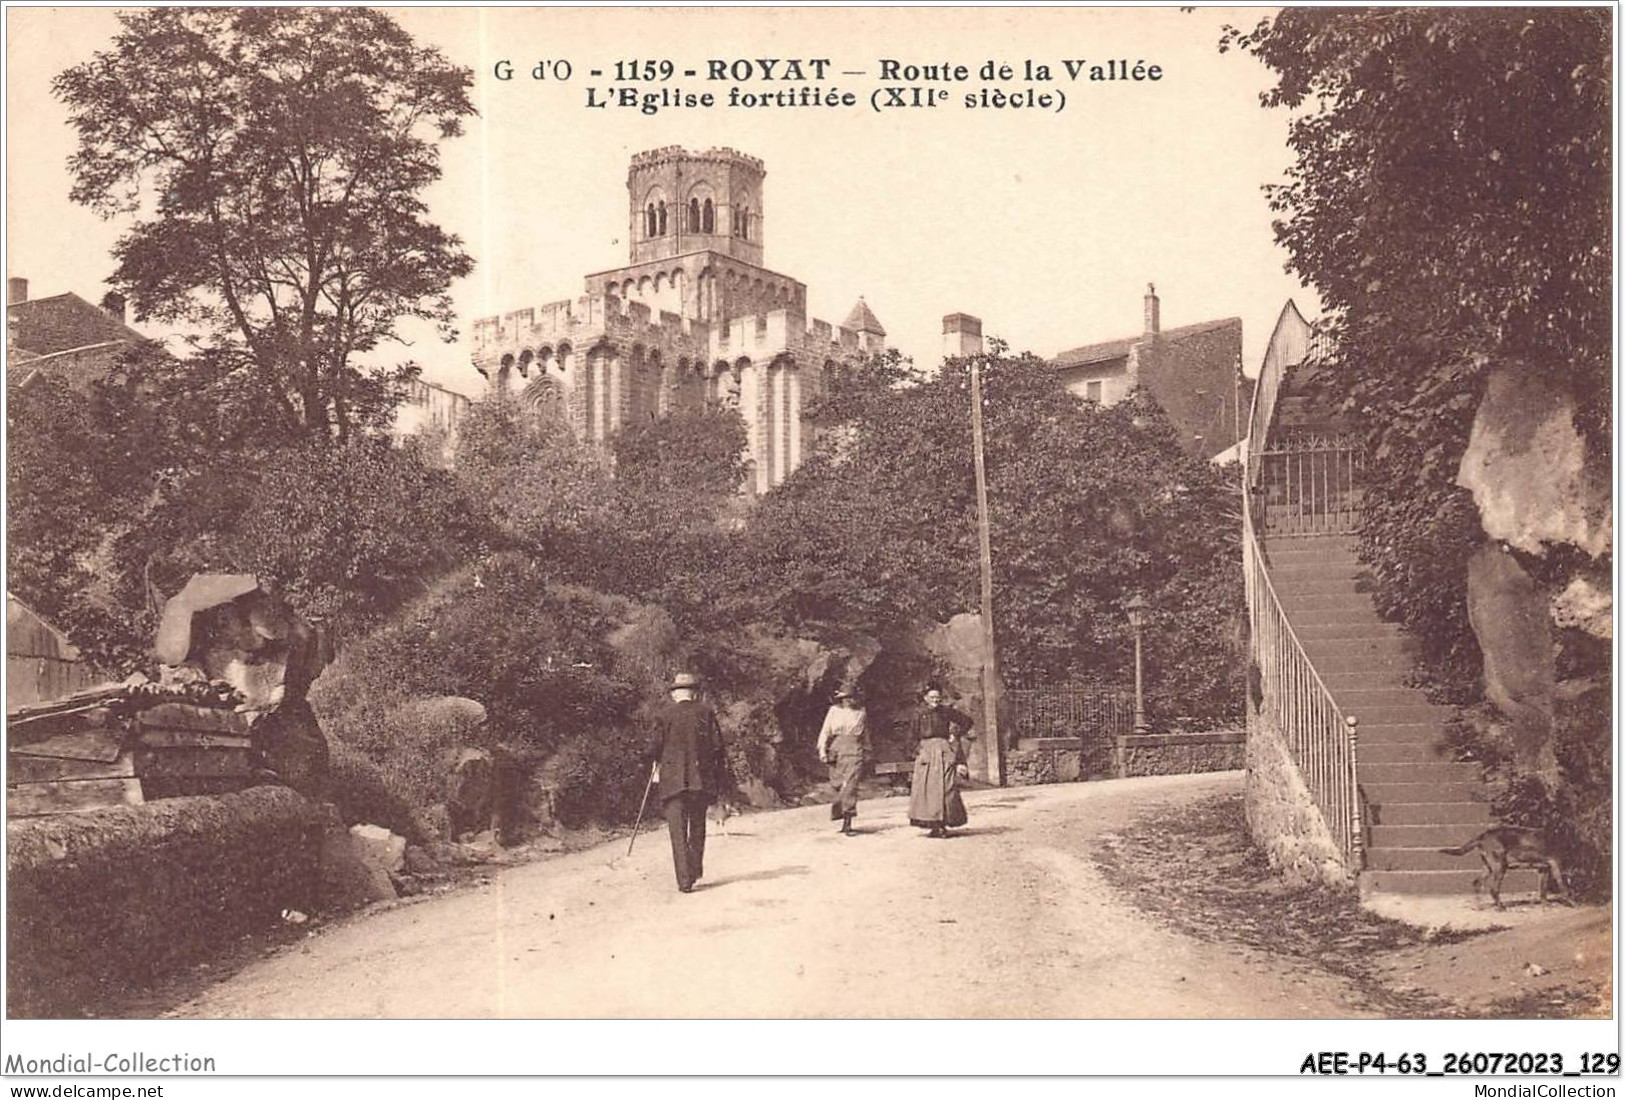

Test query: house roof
[1053,335,1135,369]
[8,293,145,358]
[1054,316,1242,369]
[842,297,886,335]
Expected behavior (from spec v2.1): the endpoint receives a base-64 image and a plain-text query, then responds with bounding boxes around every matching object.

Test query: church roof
[842,297,886,335]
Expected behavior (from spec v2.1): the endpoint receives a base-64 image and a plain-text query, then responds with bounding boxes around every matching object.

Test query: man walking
[647,671,727,893]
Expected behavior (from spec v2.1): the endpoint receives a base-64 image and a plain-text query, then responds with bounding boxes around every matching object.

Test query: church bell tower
[627,147,766,266]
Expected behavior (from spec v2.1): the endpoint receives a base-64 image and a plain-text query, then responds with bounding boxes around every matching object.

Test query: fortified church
[471,147,889,494]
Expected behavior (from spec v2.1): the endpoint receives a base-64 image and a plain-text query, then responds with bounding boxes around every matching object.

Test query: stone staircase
[1264,534,1538,897]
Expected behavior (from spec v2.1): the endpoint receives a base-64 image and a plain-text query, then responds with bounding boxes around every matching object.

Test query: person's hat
[670,671,702,689]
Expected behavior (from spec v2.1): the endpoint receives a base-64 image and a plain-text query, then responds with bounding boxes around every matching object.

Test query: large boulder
[1456,367,1611,559]
[348,823,407,874]
[154,575,328,710]
[1466,546,1557,780]
[316,815,397,911]
[1455,367,1611,787]
[922,612,1001,780]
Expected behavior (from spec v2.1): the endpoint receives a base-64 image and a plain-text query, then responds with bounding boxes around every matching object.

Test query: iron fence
[1253,434,1365,536]
[1006,685,1131,778]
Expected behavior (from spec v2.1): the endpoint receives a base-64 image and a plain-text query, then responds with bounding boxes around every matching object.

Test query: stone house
[1052,285,1251,460]
[6,276,147,389]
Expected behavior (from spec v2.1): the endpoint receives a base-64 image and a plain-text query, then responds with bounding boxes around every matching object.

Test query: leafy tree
[605,404,749,624]
[228,438,481,636]
[1221,9,1611,695]
[735,352,1244,718]
[55,8,475,441]
[453,398,614,561]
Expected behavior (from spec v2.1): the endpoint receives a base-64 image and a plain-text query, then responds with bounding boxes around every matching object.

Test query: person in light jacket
[816,686,868,835]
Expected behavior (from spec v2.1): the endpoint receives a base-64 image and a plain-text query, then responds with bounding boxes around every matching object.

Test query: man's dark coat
[648,697,725,804]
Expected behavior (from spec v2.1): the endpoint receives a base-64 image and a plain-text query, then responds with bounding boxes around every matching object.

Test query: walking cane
[627,764,657,857]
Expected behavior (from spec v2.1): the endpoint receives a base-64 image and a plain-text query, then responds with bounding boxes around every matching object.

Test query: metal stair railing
[1242,332,1364,871]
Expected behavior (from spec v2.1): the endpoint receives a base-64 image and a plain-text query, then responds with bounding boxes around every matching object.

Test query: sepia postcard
[2,2,1616,1088]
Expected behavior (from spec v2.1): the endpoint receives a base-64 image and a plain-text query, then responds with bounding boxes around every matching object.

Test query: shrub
[8,787,325,1017]
[327,744,426,843]
[538,724,653,828]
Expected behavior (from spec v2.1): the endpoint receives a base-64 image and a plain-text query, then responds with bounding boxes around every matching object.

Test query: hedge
[7,785,326,1017]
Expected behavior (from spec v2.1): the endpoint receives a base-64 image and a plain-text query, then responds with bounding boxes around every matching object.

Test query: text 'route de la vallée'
[491,56,1165,115]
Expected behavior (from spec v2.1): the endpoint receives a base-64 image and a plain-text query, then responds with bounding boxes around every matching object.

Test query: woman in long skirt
[816,687,867,835]
[908,686,973,837]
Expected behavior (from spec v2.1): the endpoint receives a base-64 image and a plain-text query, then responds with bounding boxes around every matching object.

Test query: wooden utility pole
[968,353,1004,786]
[1233,352,1244,445]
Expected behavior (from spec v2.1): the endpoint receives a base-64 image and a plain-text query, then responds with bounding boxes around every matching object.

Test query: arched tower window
[689,198,701,232]
[703,198,714,233]
[645,204,657,239]
[657,201,668,236]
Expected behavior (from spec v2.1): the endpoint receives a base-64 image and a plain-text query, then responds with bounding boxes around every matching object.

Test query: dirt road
[173,771,1381,1018]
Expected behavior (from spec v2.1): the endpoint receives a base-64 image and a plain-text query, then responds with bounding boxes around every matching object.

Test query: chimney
[100,291,127,323]
[1144,283,1160,337]
[942,312,984,358]
[8,277,28,305]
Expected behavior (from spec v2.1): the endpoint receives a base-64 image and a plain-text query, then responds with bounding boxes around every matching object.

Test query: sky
[5,6,1320,398]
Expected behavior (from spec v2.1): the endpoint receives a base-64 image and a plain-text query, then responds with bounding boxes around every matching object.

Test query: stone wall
[1122,730,1244,777]
[1006,730,1243,786]
[1005,742,1085,785]
[1242,704,1353,889]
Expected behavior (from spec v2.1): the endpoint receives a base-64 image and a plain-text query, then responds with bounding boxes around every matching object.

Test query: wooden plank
[7,688,126,723]
[134,747,252,779]
[137,728,252,750]
[133,704,252,734]
[8,751,136,784]
[7,706,120,746]
[10,728,126,763]
[7,777,144,817]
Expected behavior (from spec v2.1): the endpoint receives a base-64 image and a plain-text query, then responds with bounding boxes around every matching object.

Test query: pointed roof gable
[842,297,886,336]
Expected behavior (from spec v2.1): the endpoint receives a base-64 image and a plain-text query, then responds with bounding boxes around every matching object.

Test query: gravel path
[172,771,1378,1019]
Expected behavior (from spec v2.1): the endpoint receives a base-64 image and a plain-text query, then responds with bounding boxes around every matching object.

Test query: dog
[1439,826,1571,909]
[709,798,738,835]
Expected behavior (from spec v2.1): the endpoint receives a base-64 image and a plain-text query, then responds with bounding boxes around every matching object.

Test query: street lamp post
[1125,594,1149,736]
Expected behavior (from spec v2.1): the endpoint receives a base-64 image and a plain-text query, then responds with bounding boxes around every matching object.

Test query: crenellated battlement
[711,308,864,362]
[472,294,700,358]
[474,295,868,369]
[629,145,764,173]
